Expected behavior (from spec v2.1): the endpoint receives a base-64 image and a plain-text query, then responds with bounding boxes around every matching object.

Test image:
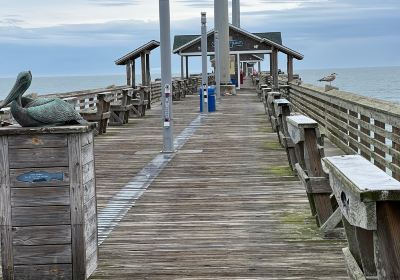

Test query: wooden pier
[4,74,400,278]
[73,87,346,279]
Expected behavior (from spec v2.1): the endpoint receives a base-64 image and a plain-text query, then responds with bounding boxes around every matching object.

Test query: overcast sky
[0,0,399,77]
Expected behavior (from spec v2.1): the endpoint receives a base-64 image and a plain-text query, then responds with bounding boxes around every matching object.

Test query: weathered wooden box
[0,124,98,280]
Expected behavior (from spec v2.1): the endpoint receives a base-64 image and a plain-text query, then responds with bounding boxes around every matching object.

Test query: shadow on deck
[90,88,348,279]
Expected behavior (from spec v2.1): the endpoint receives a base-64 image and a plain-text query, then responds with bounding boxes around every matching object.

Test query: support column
[258,61,261,73]
[287,55,294,83]
[214,0,230,84]
[126,60,132,86]
[146,52,151,85]
[269,53,273,77]
[180,56,184,79]
[272,48,279,90]
[132,59,136,87]
[141,52,147,86]
[201,12,208,113]
[185,56,189,79]
[159,0,174,153]
[237,53,240,89]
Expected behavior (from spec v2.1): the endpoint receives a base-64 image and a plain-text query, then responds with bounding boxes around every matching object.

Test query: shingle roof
[115,40,160,65]
[253,32,282,45]
[173,35,199,52]
[172,25,303,60]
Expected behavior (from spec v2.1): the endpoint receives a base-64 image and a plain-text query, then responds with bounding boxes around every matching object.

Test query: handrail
[285,81,400,179]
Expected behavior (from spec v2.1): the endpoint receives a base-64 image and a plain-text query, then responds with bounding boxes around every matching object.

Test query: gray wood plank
[8,134,67,149]
[9,147,68,169]
[82,143,94,166]
[84,179,96,204]
[13,264,72,280]
[11,187,70,207]
[12,225,71,246]
[68,133,86,279]
[0,136,14,279]
[13,244,72,265]
[82,161,95,185]
[12,206,71,227]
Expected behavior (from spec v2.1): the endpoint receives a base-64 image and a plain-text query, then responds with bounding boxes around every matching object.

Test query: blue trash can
[231,78,238,87]
[199,86,216,112]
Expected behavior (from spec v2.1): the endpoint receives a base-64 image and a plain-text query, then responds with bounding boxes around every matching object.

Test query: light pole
[159,0,174,152]
[201,12,208,114]
[215,30,221,101]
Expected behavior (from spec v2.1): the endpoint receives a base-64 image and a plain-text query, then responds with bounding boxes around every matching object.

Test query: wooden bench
[286,115,338,229]
[109,88,133,126]
[129,86,149,117]
[172,80,183,101]
[65,92,111,135]
[323,155,400,279]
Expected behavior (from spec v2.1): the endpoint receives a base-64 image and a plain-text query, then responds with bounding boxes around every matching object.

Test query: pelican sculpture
[318,73,337,85]
[0,71,87,127]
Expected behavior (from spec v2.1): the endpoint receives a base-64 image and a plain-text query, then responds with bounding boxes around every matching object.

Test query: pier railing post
[159,0,174,152]
[286,115,335,228]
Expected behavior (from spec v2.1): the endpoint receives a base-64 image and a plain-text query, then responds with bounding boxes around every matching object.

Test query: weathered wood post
[287,55,293,83]
[266,91,282,130]
[323,155,400,279]
[286,115,335,227]
[261,87,272,114]
[0,124,98,280]
[273,99,297,170]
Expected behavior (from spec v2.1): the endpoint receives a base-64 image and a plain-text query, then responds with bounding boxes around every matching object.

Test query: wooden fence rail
[285,82,400,180]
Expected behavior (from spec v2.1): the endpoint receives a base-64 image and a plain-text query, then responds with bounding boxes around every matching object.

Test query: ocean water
[297,66,400,103]
[0,66,399,102]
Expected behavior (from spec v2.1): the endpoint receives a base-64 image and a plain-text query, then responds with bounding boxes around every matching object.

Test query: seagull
[318,73,337,85]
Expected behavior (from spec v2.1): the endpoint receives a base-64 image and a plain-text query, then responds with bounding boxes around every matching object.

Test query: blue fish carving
[17,171,64,183]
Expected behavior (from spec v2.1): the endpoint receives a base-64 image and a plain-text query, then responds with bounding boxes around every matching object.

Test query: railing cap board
[286,115,318,128]
[0,123,97,136]
[274,99,290,116]
[323,155,400,201]
[286,115,319,144]
[273,99,290,106]
[323,155,400,230]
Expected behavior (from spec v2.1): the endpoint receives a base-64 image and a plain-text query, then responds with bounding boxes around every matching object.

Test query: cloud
[0,0,399,77]
[87,0,141,7]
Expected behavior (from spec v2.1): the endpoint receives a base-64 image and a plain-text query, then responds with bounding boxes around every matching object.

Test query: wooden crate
[0,124,98,280]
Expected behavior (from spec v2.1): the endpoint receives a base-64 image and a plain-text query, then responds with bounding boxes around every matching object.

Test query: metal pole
[214,0,230,84]
[201,12,208,114]
[215,30,221,101]
[159,0,174,152]
[232,0,240,27]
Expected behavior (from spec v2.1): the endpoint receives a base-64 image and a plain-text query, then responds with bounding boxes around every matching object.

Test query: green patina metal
[0,71,87,127]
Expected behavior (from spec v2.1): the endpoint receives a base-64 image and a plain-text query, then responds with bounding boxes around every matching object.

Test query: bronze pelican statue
[0,71,87,127]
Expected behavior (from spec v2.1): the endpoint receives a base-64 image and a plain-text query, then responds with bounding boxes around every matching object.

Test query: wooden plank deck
[89,89,348,279]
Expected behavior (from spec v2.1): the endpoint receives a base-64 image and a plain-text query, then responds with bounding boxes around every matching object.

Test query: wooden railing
[284,82,400,180]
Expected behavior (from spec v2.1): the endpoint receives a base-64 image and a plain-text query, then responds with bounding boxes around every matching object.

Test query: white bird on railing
[318,73,337,85]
